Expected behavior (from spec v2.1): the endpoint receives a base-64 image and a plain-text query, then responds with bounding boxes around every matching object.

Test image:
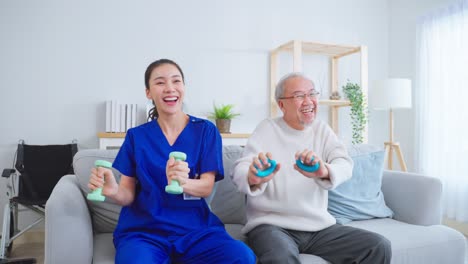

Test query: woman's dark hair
[145,59,185,120]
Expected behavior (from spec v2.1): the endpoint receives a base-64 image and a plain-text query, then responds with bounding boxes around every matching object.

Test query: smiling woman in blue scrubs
[88,59,256,264]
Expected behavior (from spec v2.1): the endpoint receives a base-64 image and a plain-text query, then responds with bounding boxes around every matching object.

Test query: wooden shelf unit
[97,132,250,139]
[269,40,368,142]
[97,132,126,138]
[219,133,251,138]
[318,99,352,107]
[97,132,250,149]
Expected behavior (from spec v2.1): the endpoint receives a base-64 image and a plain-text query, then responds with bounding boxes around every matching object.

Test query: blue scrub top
[112,115,224,241]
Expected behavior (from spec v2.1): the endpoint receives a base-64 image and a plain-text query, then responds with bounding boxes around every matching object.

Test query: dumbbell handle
[165,151,186,194]
[87,160,112,202]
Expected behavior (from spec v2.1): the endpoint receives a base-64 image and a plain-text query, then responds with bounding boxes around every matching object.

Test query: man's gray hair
[275,72,316,102]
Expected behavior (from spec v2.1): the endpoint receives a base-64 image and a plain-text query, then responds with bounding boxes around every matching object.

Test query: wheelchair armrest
[45,174,94,264]
[1,169,15,178]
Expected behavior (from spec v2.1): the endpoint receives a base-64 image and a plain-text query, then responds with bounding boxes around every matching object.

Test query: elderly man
[232,72,391,264]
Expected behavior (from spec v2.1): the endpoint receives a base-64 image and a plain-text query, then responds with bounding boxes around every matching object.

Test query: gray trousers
[247,224,391,264]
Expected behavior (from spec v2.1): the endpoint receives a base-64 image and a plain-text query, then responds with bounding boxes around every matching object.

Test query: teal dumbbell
[165,151,186,195]
[87,160,112,202]
[255,158,277,177]
[296,157,320,172]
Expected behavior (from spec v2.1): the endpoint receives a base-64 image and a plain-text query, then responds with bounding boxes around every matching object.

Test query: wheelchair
[1,140,78,261]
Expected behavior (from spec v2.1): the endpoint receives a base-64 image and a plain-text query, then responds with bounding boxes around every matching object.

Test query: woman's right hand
[88,167,119,197]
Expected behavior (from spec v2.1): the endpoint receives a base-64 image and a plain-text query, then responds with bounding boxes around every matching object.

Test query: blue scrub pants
[115,226,256,264]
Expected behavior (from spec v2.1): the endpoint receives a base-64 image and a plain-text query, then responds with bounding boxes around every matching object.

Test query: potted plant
[342,81,368,144]
[208,103,240,133]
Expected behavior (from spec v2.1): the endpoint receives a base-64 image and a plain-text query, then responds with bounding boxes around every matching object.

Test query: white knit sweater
[232,117,353,234]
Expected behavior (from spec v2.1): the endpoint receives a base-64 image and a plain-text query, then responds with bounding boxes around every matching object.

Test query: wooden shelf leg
[330,107,339,135]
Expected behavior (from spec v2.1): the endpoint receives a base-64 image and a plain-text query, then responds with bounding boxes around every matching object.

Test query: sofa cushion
[93,233,116,264]
[211,145,247,225]
[73,149,122,233]
[347,218,467,264]
[328,144,393,224]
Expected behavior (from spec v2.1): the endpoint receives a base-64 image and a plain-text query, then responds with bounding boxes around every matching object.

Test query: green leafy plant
[208,103,240,120]
[342,81,368,144]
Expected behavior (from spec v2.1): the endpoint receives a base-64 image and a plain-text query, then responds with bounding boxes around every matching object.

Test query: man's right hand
[247,152,281,188]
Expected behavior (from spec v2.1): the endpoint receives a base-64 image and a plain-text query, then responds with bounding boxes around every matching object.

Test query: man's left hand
[294,149,329,180]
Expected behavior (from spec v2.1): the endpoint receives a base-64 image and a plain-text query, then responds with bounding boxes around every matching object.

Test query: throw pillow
[328,144,394,224]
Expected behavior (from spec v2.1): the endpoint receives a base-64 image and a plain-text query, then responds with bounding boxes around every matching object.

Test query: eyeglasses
[279,91,320,102]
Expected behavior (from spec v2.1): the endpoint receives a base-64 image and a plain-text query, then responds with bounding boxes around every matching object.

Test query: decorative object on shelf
[329,91,341,100]
[106,100,138,132]
[370,78,412,171]
[342,81,368,145]
[208,103,240,134]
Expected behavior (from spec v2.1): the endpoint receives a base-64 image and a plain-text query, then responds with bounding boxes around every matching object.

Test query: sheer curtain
[415,0,468,222]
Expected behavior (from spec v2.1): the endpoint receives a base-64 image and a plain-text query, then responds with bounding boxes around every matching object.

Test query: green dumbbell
[87,160,112,202]
[165,151,186,195]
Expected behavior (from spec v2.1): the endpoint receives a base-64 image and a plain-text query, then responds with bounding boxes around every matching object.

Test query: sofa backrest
[72,146,248,233]
[73,145,384,233]
[211,145,247,224]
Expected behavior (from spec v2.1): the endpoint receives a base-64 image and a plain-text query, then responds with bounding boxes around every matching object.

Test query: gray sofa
[45,145,467,264]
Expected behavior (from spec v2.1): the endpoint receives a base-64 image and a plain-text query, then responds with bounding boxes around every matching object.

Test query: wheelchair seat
[1,140,78,260]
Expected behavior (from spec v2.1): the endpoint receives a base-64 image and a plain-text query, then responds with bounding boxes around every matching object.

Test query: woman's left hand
[166,156,190,185]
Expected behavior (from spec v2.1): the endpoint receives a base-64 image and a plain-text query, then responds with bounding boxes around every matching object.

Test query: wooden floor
[8,230,44,264]
[4,231,468,264]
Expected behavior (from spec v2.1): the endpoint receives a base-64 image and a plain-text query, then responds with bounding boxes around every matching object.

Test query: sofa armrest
[45,175,94,264]
[381,170,442,226]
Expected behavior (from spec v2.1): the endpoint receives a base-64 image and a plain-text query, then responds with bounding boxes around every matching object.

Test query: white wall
[387,0,459,171]
[0,0,388,228]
